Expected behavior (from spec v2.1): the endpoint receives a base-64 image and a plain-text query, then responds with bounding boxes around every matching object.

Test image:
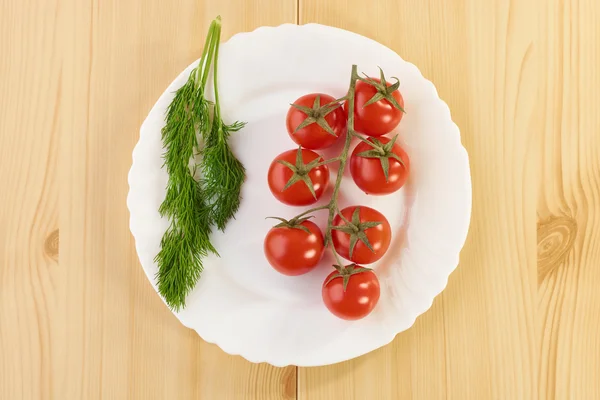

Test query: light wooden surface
[1,0,598,398]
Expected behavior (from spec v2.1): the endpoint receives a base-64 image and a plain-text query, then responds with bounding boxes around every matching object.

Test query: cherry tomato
[264,220,325,276]
[267,148,330,206]
[286,93,346,150]
[322,264,380,320]
[346,78,404,137]
[350,136,410,195]
[332,206,391,264]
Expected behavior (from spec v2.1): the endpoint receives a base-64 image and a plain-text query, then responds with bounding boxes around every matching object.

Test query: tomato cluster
[264,70,410,321]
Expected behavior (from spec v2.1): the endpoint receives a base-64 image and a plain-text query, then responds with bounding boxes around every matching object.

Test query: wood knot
[538,216,576,282]
[44,229,59,261]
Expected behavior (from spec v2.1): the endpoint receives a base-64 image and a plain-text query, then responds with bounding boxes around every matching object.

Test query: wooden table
[1,0,599,398]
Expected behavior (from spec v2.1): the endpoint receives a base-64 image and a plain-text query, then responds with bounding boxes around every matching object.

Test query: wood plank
[299,0,539,398]
[0,1,64,398]
[0,0,296,399]
[538,0,600,398]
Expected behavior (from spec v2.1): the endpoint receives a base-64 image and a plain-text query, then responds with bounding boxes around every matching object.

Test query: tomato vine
[281,65,370,267]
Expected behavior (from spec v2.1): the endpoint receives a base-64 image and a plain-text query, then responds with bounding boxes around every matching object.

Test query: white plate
[127,23,471,367]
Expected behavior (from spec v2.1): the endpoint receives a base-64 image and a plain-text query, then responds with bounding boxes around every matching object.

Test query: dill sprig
[155,16,248,311]
[201,22,247,231]
[202,121,246,231]
[155,17,246,311]
[155,18,220,311]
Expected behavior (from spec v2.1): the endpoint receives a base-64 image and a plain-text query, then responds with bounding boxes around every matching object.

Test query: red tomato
[286,93,346,150]
[267,148,330,206]
[346,78,404,137]
[331,206,391,264]
[350,136,410,195]
[264,220,325,276]
[322,264,380,320]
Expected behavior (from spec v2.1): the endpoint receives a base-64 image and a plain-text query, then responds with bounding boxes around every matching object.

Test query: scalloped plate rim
[127,22,472,367]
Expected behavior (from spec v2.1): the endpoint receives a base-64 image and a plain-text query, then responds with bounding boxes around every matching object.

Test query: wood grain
[0,0,295,399]
[2,0,600,398]
[538,0,600,399]
[297,0,591,398]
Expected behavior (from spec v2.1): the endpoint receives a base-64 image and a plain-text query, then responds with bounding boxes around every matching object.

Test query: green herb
[155,16,245,311]
[201,21,247,231]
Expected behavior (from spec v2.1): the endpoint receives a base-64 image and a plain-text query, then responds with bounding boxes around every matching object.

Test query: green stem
[212,17,223,120]
[323,95,348,107]
[323,65,358,243]
[290,205,330,221]
[201,17,221,90]
[315,157,341,168]
[195,21,216,87]
[321,67,359,265]
[330,240,344,266]
[352,131,374,145]
[335,205,352,225]
[351,130,387,155]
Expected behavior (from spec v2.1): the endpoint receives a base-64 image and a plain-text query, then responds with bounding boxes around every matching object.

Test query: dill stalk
[201,22,247,231]
[155,18,220,311]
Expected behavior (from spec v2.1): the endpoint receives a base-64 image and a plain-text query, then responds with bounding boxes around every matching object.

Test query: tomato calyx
[290,95,342,137]
[277,147,324,199]
[324,264,373,292]
[359,67,405,113]
[356,134,406,181]
[331,207,381,258]
[266,216,314,235]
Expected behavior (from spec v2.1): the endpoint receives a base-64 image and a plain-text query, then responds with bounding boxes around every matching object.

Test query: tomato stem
[331,241,344,266]
[335,205,353,226]
[326,65,358,233]
[352,131,374,145]
[314,156,341,168]
[290,205,329,221]
[321,65,359,258]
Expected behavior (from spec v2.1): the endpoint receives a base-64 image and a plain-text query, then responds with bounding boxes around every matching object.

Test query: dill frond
[155,19,219,311]
[155,16,247,311]
[201,121,246,231]
[200,21,247,232]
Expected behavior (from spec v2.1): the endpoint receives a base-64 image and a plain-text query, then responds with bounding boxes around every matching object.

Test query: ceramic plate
[127,23,471,367]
